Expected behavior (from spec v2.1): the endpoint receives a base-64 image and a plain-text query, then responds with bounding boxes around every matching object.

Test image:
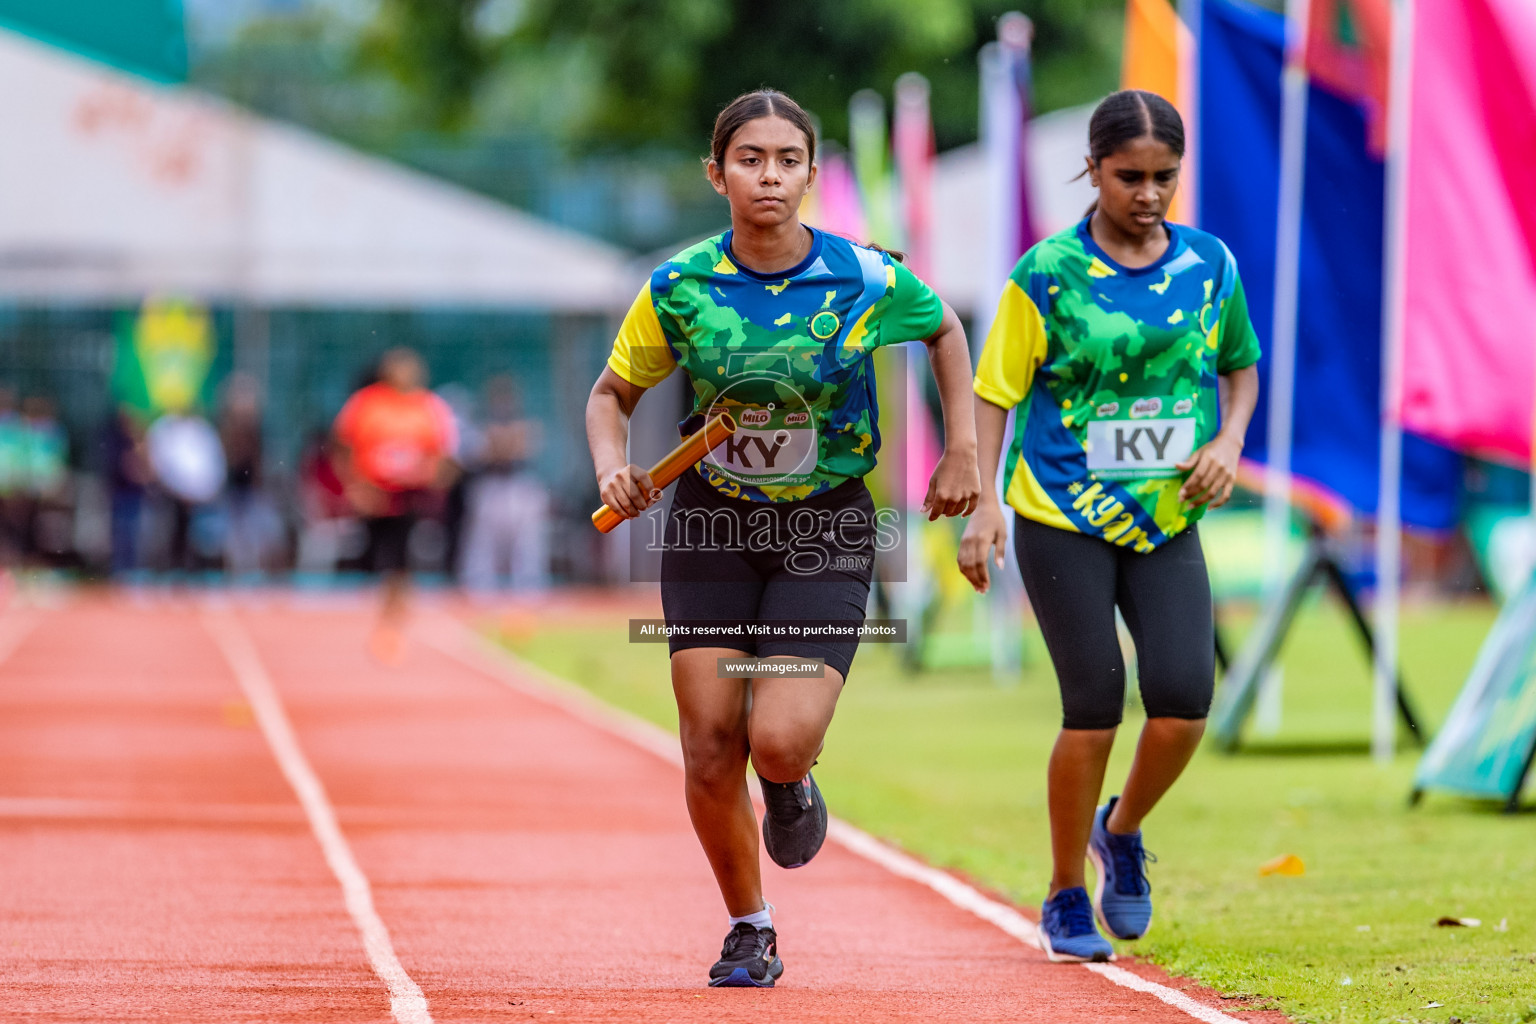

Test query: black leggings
[1014,515,1214,730]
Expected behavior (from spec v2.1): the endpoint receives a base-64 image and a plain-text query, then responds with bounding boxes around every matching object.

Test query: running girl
[587,89,980,987]
[959,90,1260,962]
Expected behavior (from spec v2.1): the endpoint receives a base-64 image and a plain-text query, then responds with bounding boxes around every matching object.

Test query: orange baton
[591,411,738,533]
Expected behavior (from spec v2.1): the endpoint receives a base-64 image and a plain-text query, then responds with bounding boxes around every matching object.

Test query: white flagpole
[1374,0,1417,765]
[1177,0,1201,227]
[1258,0,1313,733]
[973,35,1021,363]
[1265,0,1311,585]
[977,14,1032,681]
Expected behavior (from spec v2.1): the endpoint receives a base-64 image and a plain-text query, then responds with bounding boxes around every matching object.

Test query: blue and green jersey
[974,219,1262,550]
[609,228,944,503]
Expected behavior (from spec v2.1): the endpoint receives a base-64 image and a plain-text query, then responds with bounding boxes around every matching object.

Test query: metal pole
[1258,0,1313,734]
[973,13,1030,362]
[1264,0,1311,603]
[1374,0,1417,765]
[1177,0,1202,226]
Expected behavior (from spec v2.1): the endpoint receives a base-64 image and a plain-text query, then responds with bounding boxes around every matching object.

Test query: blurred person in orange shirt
[333,348,458,663]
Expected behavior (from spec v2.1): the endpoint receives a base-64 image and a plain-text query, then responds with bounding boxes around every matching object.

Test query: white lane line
[431,619,1247,1024]
[823,819,1043,949]
[204,611,433,1024]
[1084,963,1250,1024]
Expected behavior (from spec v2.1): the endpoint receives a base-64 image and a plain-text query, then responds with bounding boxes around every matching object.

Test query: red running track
[0,595,1281,1023]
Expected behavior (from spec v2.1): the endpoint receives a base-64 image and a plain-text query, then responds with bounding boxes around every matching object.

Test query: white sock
[729,906,774,931]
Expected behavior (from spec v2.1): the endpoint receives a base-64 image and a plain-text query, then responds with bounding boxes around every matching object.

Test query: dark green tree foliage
[197,0,1123,149]
[193,11,401,148]
[362,0,489,130]
[516,0,1124,151]
[189,0,1129,249]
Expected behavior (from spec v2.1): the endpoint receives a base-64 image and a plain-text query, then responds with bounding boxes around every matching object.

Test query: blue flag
[1197,0,1460,531]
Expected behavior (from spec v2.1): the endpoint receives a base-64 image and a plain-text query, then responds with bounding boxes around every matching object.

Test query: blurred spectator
[146,411,225,571]
[333,348,458,662]
[457,375,549,592]
[20,397,68,496]
[218,373,283,575]
[102,406,152,576]
[15,395,71,564]
[0,385,22,563]
[435,382,483,584]
[295,429,360,574]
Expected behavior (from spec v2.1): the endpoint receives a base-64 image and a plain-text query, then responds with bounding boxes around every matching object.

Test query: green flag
[0,0,187,82]
[112,298,217,416]
[1414,570,1536,808]
[848,89,902,251]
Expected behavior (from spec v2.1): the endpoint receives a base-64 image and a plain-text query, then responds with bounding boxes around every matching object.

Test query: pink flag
[1401,0,1536,466]
[803,147,867,245]
[893,73,936,280]
[892,72,943,506]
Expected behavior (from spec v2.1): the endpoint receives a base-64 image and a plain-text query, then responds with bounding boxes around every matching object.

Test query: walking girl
[959,90,1260,962]
[586,90,980,986]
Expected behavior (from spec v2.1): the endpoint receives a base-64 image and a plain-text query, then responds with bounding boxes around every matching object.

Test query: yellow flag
[135,298,215,414]
[1121,0,1197,224]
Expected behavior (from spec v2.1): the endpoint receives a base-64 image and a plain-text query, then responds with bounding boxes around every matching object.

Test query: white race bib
[1085,416,1196,480]
[704,367,819,487]
[708,422,817,483]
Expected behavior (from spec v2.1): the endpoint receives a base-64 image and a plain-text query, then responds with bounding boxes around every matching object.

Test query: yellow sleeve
[607,283,677,387]
[973,279,1047,408]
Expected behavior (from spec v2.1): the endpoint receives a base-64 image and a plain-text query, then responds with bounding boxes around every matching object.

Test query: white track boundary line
[1083,963,1251,1024]
[204,611,433,1024]
[431,619,1247,1024]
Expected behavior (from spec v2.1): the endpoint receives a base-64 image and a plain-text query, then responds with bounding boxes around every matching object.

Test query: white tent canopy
[0,28,635,312]
[931,103,1096,316]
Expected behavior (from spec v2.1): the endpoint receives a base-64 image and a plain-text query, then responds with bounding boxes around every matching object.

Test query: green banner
[1414,570,1536,806]
[0,0,186,82]
[112,298,217,416]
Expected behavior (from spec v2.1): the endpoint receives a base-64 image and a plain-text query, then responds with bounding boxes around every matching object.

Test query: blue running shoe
[708,922,783,987]
[1038,886,1113,963]
[1088,795,1156,940]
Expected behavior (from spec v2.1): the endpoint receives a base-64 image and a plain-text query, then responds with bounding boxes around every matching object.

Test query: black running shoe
[758,771,827,869]
[708,923,784,987]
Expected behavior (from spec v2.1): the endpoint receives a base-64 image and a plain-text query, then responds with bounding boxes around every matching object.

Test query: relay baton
[591,411,738,533]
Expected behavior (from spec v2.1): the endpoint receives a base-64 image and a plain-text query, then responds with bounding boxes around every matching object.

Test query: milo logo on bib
[1085,394,1197,481]
[705,378,819,486]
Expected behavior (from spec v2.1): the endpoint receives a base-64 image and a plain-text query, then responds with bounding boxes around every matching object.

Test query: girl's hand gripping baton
[590,412,738,533]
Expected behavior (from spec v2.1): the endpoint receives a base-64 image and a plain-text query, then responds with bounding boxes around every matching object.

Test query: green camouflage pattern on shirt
[992,220,1261,547]
[647,228,942,503]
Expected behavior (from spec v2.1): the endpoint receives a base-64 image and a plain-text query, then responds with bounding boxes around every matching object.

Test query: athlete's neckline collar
[1075,217,1183,277]
[722,225,824,281]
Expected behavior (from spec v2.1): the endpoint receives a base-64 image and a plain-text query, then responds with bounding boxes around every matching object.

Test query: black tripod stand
[1209,519,1427,751]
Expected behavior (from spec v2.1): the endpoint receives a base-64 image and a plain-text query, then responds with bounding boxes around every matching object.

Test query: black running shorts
[366,513,415,575]
[660,470,877,680]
